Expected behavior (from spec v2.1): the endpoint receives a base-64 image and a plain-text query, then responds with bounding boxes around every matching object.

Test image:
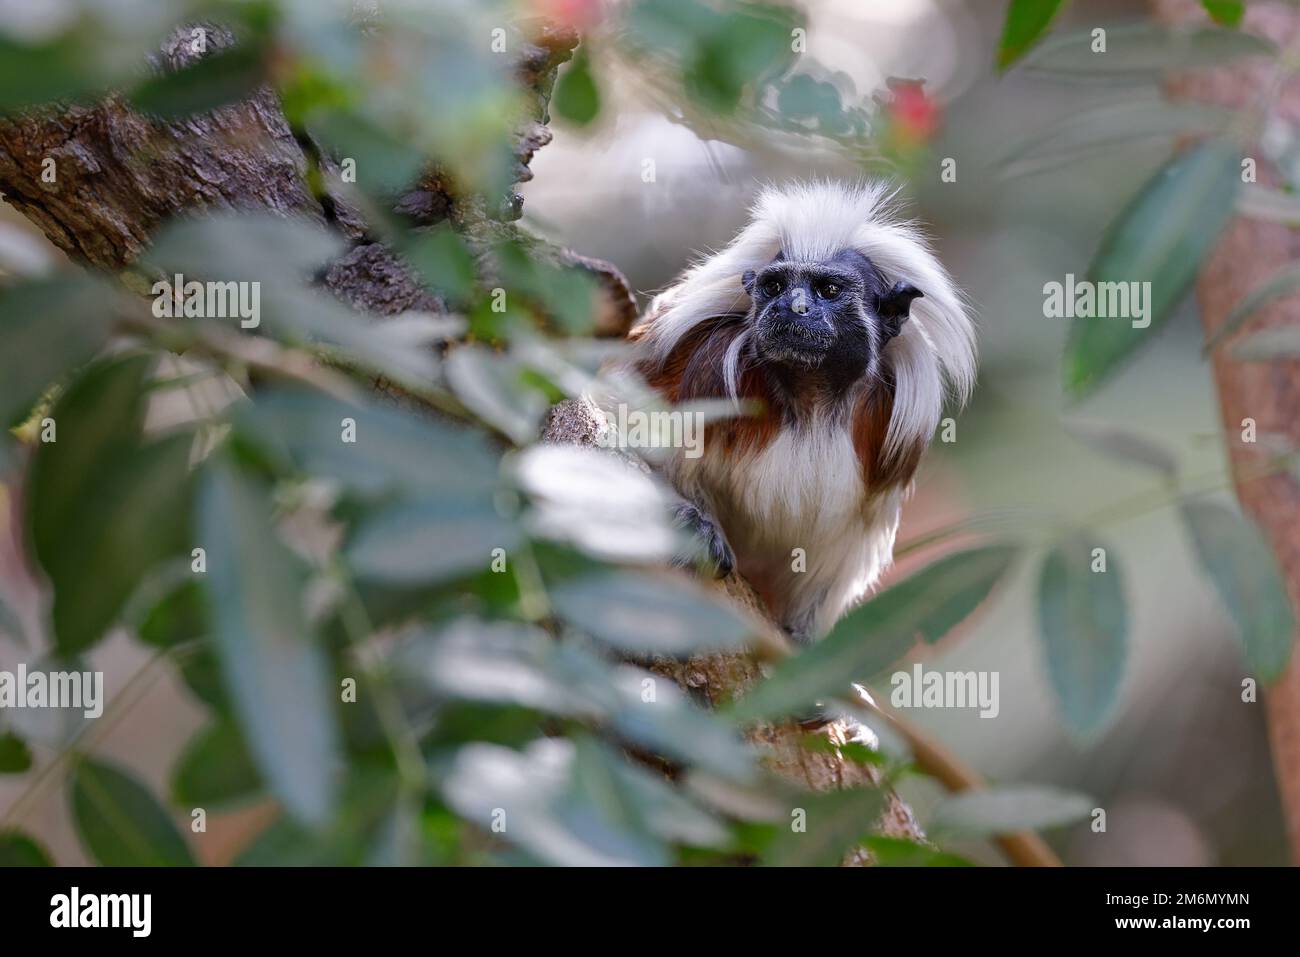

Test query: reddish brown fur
[851,382,924,489]
[639,317,924,490]
[636,318,781,457]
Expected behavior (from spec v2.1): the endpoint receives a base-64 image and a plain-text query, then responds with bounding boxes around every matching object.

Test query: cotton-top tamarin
[626,181,976,644]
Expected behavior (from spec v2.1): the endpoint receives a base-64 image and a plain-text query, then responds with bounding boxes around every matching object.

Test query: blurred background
[0,0,1288,865]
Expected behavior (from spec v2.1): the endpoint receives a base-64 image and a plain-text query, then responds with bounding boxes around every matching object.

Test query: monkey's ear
[742,269,757,294]
[878,280,923,341]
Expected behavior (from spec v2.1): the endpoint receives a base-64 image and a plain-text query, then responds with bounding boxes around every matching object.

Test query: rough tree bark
[1154,0,1300,862]
[0,17,1053,864]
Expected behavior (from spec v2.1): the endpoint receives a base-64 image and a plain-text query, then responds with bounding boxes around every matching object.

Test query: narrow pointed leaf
[1037,536,1128,736]
[130,43,268,119]
[996,0,1066,71]
[732,545,1017,721]
[0,830,52,866]
[0,731,32,773]
[550,571,753,655]
[763,786,886,866]
[1065,138,1240,396]
[199,461,340,826]
[0,276,112,428]
[172,720,263,808]
[69,758,194,866]
[1181,501,1294,680]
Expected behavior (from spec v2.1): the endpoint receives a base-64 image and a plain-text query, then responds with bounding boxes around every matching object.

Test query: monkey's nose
[790,287,809,315]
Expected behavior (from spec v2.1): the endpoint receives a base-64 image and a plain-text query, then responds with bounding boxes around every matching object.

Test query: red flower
[887,82,941,144]
[528,0,605,31]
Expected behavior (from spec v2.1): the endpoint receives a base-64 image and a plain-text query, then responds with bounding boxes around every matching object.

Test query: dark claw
[672,501,735,579]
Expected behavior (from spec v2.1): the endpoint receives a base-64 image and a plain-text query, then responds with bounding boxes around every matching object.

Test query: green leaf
[172,721,263,808]
[0,34,111,113]
[444,739,664,866]
[176,644,229,712]
[235,387,500,502]
[129,43,268,119]
[69,758,195,866]
[493,244,600,336]
[138,580,205,649]
[53,435,194,655]
[233,767,399,866]
[1063,418,1179,477]
[28,354,151,547]
[1201,0,1245,28]
[147,212,346,287]
[731,545,1017,721]
[763,786,887,866]
[198,461,340,826]
[550,571,753,655]
[930,785,1093,835]
[401,620,757,781]
[1064,138,1240,397]
[149,214,440,386]
[403,227,477,304]
[574,737,728,849]
[996,0,1067,71]
[1206,263,1300,352]
[345,498,521,586]
[553,45,601,125]
[516,444,679,565]
[0,276,113,428]
[401,620,610,717]
[685,8,798,115]
[624,0,799,116]
[307,109,429,197]
[442,737,721,866]
[28,355,196,654]
[873,545,1019,646]
[445,345,549,446]
[860,835,973,866]
[0,731,32,773]
[1037,536,1128,737]
[1020,24,1272,78]
[606,667,757,782]
[1181,501,1294,680]
[0,830,52,866]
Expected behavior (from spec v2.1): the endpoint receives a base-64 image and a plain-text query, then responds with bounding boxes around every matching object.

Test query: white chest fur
[674,422,903,638]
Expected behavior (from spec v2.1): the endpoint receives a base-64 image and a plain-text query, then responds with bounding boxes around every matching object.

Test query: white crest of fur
[638,180,977,461]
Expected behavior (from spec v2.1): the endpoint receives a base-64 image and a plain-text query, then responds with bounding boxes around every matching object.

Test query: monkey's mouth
[758,321,834,366]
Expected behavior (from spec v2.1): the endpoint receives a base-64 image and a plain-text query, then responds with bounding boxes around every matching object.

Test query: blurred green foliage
[0,0,1293,870]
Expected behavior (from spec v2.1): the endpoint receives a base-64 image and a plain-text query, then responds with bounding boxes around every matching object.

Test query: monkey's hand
[672,501,735,579]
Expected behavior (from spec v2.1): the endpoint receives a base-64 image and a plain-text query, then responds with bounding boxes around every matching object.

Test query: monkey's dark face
[742,249,922,384]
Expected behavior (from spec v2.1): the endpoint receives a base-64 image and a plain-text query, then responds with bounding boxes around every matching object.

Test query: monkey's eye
[817,281,842,300]
[761,278,784,297]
